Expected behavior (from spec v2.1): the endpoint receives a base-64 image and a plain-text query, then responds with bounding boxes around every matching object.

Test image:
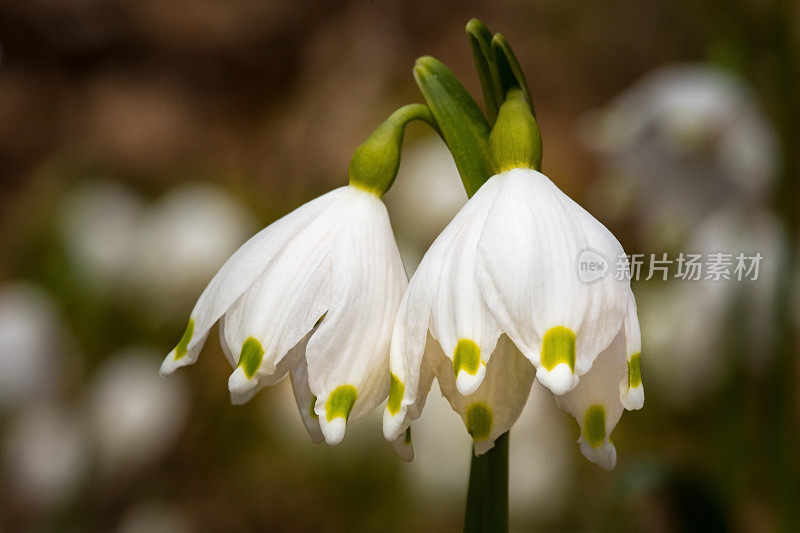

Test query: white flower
[384,167,642,469]
[0,282,63,409]
[59,181,143,292]
[160,185,407,445]
[583,64,779,248]
[3,402,90,508]
[134,183,255,308]
[89,347,190,475]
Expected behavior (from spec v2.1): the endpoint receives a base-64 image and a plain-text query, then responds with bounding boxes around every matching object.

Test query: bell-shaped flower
[384,89,643,468]
[160,184,407,445]
[160,104,441,447]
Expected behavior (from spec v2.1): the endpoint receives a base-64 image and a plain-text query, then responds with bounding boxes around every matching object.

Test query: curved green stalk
[348,104,438,196]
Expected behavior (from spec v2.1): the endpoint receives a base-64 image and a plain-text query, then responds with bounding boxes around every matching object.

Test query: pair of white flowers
[160,159,643,470]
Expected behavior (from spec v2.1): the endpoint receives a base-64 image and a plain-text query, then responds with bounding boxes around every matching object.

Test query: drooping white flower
[160,185,407,445]
[384,167,642,469]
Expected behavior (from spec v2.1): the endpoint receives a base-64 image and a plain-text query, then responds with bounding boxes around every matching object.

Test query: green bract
[414,56,494,197]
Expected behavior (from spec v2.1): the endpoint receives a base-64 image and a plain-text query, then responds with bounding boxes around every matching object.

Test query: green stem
[464,431,509,533]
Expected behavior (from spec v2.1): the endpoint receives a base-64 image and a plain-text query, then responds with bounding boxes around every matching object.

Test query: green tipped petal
[583,405,606,448]
[453,339,482,376]
[237,337,265,379]
[466,402,493,441]
[628,352,642,388]
[173,319,194,361]
[387,374,405,416]
[326,385,357,421]
[541,326,576,372]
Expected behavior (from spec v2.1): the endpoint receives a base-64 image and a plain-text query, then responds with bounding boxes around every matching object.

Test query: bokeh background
[0,1,798,531]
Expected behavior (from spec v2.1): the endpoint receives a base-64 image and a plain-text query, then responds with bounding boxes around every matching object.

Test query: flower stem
[464,431,509,533]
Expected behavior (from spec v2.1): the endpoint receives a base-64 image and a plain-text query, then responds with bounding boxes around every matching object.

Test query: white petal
[229,333,306,406]
[391,427,415,462]
[384,178,504,440]
[478,168,629,395]
[429,177,504,395]
[223,205,339,393]
[437,335,536,455]
[555,327,627,470]
[382,220,459,438]
[289,339,324,443]
[306,189,408,444]
[383,334,441,441]
[159,188,344,375]
[619,291,644,410]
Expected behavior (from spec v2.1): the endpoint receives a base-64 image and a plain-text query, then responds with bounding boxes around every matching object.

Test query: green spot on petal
[453,339,481,377]
[628,352,642,388]
[404,426,412,445]
[325,385,357,422]
[173,319,194,361]
[541,326,575,372]
[309,396,318,420]
[583,404,606,448]
[465,402,493,441]
[387,374,405,415]
[237,337,264,379]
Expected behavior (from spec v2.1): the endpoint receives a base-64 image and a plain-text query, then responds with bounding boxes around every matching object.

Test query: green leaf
[414,56,494,197]
[466,18,503,124]
[492,34,535,118]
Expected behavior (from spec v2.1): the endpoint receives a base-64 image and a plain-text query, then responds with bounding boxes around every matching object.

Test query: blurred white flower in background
[384,135,467,271]
[59,181,143,293]
[134,183,255,309]
[583,63,779,248]
[0,282,63,409]
[88,347,191,476]
[58,180,254,315]
[642,207,784,407]
[3,402,91,508]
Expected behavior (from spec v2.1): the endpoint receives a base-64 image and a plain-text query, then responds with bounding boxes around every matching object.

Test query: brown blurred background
[0,1,798,532]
